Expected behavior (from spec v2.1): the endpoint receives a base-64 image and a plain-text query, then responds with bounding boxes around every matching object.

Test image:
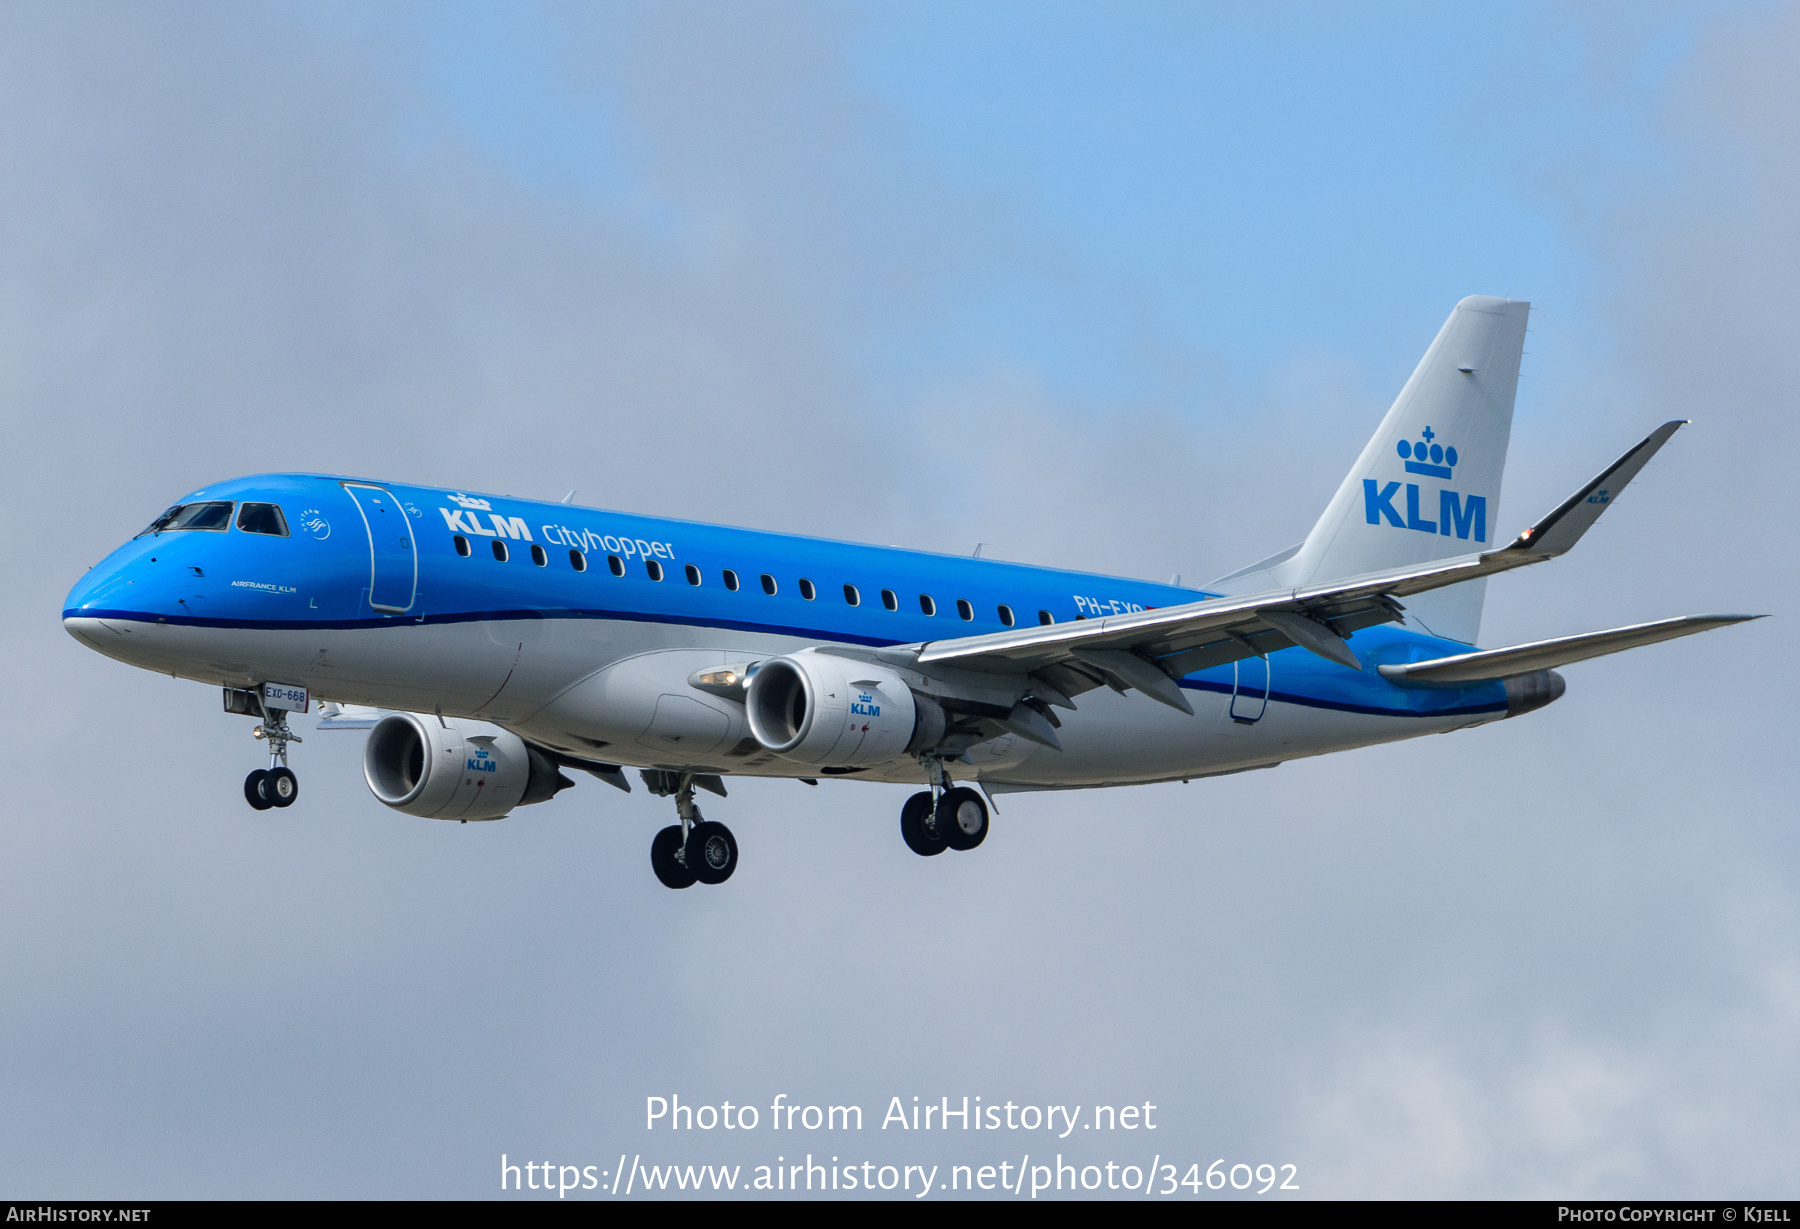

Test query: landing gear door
[1229,655,1270,724]
[343,483,417,613]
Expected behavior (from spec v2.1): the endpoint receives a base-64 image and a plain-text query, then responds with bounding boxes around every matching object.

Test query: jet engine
[362,712,572,821]
[744,651,945,767]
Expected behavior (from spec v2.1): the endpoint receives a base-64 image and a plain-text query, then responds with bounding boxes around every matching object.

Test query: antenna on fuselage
[973,543,985,558]
[561,490,577,504]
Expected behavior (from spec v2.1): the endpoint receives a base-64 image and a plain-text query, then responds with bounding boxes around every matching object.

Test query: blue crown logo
[1396,426,1458,479]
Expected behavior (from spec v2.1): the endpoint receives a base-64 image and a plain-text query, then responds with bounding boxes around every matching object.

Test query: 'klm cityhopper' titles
[436,492,677,562]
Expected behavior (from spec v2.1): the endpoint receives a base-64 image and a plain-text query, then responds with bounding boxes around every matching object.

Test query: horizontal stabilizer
[1378,614,1761,688]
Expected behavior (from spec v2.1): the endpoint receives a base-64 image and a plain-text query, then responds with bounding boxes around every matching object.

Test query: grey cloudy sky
[1,1,1794,1198]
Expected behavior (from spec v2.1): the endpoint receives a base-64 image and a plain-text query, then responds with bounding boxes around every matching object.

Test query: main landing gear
[900,756,989,857]
[244,707,302,811]
[649,772,739,890]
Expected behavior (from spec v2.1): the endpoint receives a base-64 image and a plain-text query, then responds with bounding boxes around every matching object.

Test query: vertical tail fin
[1217,295,1529,644]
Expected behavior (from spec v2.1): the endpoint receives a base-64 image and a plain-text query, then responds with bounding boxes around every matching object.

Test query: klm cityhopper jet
[64,297,1754,888]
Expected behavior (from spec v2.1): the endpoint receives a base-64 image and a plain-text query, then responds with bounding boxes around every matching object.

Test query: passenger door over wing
[343,483,417,613]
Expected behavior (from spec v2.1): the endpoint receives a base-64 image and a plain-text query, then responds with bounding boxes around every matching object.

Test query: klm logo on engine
[467,746,497,773]
[850,691,881,717]
[1362,426,1486,542]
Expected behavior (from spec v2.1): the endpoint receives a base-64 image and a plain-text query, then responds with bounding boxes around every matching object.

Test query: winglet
[1506,420,1686,558]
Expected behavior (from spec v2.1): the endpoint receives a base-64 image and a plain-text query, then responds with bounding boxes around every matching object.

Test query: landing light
[689,665,754,700]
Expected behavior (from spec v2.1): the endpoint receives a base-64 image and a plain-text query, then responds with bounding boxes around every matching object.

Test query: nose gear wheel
[241,696,303,812]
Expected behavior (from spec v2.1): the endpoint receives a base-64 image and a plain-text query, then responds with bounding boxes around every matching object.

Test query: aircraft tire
[688,821,738,885]
[900,791,946,856]
[651,825,697,889]
[244,770,273,811]
[266,767,299,808]
[936,787,989,851]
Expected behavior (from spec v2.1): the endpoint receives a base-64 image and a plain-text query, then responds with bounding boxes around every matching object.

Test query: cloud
[0,0,1793,1198]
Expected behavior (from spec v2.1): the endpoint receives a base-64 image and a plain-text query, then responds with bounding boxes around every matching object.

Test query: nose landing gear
[646,772,738,889]
[243,706,302,811]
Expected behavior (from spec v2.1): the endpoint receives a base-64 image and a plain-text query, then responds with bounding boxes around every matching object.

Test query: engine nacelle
[363,712,571,822]
[745,651,941,767]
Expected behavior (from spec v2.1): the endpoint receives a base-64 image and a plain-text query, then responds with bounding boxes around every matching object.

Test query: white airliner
[63,296,1754,887]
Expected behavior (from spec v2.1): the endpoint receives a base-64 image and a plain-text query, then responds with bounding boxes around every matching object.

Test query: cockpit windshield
[139,501,234,536]
[235,502,289,537]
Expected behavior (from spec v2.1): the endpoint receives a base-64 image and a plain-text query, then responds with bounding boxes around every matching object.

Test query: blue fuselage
[63,473,1511,789]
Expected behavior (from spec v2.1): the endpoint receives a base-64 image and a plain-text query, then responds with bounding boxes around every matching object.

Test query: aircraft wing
[906,421,1691,714]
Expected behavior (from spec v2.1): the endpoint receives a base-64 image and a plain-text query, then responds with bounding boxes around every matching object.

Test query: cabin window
[843,584,860,606]
[798,578,816,600]
[919,594,936,616]
[1038,610,1055,625]
[492,540,508,562]
[141,501,233,535]
[881,589,898,611]
[998,604,1015,627]
[955,598,973,621]
[761,573,778,595]
[647,560,664,581]
[530,544,547,566]
[454,535,471,557]
[685,564,702,586]
[608,555,625,576]
[235,502,289,537]
[723,569,741,591]
[568,549,586,571]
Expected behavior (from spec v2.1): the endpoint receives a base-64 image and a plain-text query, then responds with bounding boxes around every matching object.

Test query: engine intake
[745,652,942,766]
[363,712,571,821]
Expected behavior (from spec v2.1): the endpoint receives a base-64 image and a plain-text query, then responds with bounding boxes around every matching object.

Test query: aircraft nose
[63,558,137,617]
[64,614,121,651]
[65,573,112,615]
[62,553,182,669]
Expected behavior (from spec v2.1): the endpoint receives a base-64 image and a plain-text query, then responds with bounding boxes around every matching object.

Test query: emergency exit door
[343,483,417,613]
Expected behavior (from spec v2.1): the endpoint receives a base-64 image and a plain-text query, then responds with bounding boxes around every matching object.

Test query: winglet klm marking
[1503,420,1686,559]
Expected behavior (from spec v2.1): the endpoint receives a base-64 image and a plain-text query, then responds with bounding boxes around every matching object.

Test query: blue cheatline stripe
[1177,677,1505,720]
[66,606,1502,721]
[64,604,905,648]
